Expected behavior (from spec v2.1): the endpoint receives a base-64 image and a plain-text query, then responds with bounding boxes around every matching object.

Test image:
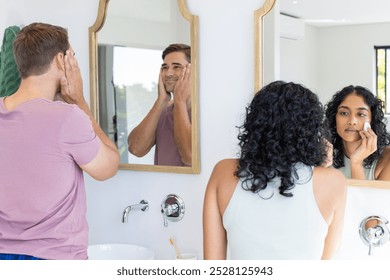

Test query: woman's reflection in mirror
[127,44,192,166]
[325,85,390,180]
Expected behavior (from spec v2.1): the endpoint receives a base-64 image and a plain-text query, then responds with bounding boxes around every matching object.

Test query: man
[127,44,192,166]
[0,22,119,260]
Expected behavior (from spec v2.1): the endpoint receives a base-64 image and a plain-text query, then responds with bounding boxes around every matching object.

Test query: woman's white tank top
[337,155,378,180]
[223,163,328,259]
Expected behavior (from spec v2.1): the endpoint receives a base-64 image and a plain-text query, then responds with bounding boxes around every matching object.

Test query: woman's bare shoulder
[210,159,239,184]
[314,166,347,189]
[376,146,390,180]
[206,158,240,215]
[380,146,390,161]
[213,158,238,171]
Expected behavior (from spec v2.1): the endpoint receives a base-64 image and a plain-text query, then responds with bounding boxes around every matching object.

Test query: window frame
[375,45,390,114]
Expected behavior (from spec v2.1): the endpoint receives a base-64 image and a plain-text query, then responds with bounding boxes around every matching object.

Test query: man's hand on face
[173,63,191,105]
[60,50,85,106]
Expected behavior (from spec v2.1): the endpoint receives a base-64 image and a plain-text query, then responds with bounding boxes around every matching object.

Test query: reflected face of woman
[161,52,189,93]
[336,93,372,142]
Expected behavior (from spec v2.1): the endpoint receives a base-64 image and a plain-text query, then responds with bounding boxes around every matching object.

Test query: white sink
[88,243,155,260]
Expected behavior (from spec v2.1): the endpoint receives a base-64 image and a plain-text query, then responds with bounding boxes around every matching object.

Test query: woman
[325,85,390,180]
[203,81,347,260]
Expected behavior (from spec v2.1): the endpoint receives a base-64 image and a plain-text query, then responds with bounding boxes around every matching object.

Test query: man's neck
[4,75,59,110]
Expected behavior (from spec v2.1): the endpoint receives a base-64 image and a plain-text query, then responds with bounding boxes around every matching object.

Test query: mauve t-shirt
[0,98,100,260]
[154,103,191,166]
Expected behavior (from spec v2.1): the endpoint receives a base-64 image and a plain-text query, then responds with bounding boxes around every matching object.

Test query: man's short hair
[162,43,191,63]
[13,22,69,78]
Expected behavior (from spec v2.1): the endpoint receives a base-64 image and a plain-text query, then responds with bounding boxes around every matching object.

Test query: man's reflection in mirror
[325,85,390,180]
[127,44,192,166]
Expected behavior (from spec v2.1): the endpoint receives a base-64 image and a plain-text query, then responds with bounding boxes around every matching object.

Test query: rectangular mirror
[89,0,199,173]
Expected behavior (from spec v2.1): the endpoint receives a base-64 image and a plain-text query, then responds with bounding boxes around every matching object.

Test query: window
[375,46,390,113]
[113,46,162,164]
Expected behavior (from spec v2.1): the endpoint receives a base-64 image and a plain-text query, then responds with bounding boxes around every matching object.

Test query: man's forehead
[163,51,187,62]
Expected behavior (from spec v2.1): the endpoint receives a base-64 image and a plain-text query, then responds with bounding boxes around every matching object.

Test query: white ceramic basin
[88,243,155,260]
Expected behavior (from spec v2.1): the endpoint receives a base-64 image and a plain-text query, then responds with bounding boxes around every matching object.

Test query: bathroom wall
[0,0,98,95]
[99,0,189,49]
[0,0,265,259]
[279,24,319,96]
[277,21,390,134]
[278,20,390,104]
[335,186,390,259]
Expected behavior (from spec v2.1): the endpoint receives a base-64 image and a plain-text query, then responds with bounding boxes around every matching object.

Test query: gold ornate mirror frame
[254,0,276,92]
[89,0,200,174]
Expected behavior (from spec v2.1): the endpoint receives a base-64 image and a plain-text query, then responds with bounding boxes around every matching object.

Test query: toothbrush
[169,237,183,259]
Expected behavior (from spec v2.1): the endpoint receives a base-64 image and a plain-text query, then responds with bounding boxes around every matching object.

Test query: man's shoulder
[37,100,89,124]
[50,100,85,117]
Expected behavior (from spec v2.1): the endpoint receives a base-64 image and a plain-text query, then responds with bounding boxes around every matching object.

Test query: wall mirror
[256,0,390,186]
[89,0,199,173]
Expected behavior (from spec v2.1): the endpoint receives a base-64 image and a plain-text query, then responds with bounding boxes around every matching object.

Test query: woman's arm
[349,129,377,179]
[203,161,233,260]
[314,168,347,259]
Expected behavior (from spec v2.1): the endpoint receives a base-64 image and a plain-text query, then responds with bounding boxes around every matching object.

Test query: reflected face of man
[161,52,189,93]
[336,93,372,143]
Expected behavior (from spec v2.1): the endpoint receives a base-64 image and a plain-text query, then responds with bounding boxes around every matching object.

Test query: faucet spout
[122,206,131,223]
[122,200,149,223]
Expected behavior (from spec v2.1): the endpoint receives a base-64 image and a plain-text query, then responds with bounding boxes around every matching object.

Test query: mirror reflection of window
[98,46,162,164]
[114,46,161,164]
[375,46,390,113]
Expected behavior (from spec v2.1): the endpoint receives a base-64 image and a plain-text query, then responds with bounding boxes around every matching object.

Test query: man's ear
[55,53,65,71]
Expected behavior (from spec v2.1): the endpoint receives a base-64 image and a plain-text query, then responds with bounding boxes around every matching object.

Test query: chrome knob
[359,215,390,256]
[161,194,185,227]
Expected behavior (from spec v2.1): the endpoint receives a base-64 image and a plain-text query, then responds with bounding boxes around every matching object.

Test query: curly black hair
[324,85,390,169]
[235,81,328,197]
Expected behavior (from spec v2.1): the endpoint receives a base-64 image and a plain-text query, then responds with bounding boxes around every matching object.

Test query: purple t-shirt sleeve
[59,106,100,166]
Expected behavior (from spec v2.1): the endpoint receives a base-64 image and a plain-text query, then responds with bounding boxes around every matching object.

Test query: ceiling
[280,0,390,26]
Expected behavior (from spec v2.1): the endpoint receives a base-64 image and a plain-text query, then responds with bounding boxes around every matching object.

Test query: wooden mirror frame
[89,0,200,174]
[254,0,390,189]
[254,0,276,92]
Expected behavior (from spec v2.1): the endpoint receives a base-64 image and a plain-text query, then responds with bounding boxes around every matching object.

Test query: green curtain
[0,25,21,97]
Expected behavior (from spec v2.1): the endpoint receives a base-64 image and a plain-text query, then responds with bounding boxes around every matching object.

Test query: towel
[0,25,21,97]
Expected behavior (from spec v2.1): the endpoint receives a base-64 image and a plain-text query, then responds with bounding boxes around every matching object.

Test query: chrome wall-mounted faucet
[359,215,390,255]
[122,200,149,223]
